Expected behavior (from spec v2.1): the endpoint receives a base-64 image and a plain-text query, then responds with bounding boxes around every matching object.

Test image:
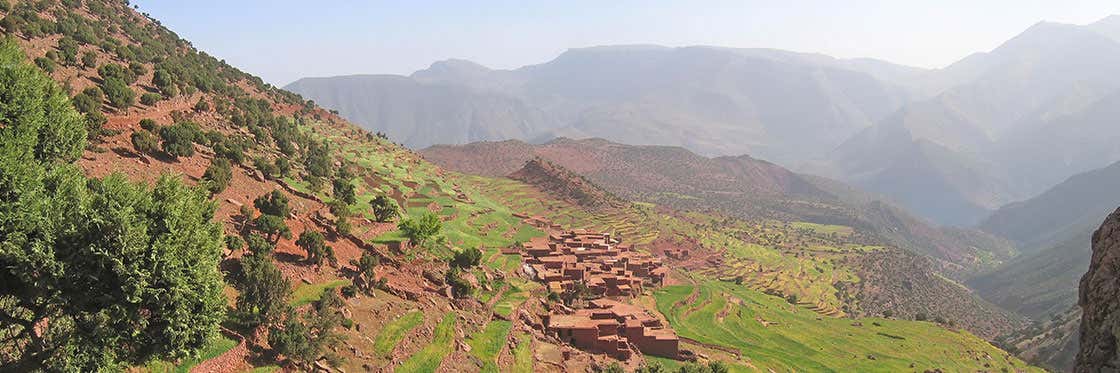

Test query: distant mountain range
[288,16,1120,228]
[287,45,914,167]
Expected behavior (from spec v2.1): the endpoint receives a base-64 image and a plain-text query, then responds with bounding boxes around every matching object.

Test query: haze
[135,0,1120,86]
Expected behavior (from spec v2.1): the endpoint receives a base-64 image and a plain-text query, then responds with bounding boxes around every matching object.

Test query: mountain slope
[1076,206,1120,371]
[288,45,914,165]
[422,138,1016,275]
[813,20,1120,226]
[971,161,1120,323]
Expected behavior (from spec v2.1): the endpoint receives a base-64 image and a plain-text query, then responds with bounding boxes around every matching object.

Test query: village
[509,214,685,361]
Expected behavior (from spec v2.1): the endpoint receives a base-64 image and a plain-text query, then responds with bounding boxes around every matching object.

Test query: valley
[1,1,1116,372]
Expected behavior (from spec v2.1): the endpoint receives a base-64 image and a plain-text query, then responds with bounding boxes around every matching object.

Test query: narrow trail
[190,328,250,373]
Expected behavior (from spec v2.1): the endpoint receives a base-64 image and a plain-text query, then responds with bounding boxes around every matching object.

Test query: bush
[202,158,233,195]
[297,230,335,267]
[139,118,158,132]
[34,56,55,73]
[451,247,482,268]
[398,212,443,248]
[130,129,158,155]
[158,122,201,159]
[253,156,279,179]
[225,235,244,252]
[102,77,135,109]
[81,51,96,68]
[194,99,210,112]
[140,92,161,106]
[71,87,103,114]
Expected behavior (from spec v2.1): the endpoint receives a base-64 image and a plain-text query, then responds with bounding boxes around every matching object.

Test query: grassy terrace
[372,311,425,357]
[289,279,350,307]
[655,280,1043,372]
[399,313,457,373]
[467,320,513,373]
[143,335,237,373]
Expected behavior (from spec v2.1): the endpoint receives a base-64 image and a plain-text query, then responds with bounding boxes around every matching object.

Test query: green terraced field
[399,313,457,372]
[289,279,350,307]
[654,280,1044,372]
[467,320,513,373]
[372,311,424,357]
[511,333,534,373]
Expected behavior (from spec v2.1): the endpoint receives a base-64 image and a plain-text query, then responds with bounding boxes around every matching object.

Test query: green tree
[350,252,380,293]
[296,230,335,267]
[369,194,398,223]
[202,158,233,195]
[80,50,96,68]
[152,68,177,97]
[398,212,443,248]
[332,176,356,205]
[237,254,291,328]
[254,190,291,217]
[255,214,292,242]
[451,247,482,268]
[246,233,274,256]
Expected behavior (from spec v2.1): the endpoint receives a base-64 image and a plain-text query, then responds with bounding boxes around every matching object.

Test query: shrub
[130,129,158,155]
[140,92,161,106]
[80,51,96,68]
[71,87,103,114]
[194,98,210,112]
[102,77,135,109]
[34,56,55,73]
[253,156,279,179]
[398,212,443,248]
[139,118,158,132]
[451,247,482,268]
[297,230,335,267]
[202,158,233,195]
[158,122,200,159]
[225,235,244,252]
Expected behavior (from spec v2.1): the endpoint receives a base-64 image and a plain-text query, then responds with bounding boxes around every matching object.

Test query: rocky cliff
[1076,207,1120,371]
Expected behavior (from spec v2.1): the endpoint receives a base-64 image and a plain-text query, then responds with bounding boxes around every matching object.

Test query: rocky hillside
[508,157,625,210]
[1076,206,1120,371]
[837,249,1025,339]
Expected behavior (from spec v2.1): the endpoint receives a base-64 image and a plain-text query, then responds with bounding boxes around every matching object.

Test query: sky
[133,0,1120,87]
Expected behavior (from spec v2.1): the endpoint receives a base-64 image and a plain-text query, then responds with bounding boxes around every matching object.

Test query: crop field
[654,280,1043,372]
[467,320,513,373]
[398,312,457,372]
[372,310,425,357]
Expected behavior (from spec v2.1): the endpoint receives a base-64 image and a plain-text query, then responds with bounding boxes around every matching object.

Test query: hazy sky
[133,1,1120,86]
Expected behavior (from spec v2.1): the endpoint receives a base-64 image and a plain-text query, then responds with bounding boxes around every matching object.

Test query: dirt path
[190,329,250,373]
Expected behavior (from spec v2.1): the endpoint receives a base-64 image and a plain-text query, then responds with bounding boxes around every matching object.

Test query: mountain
[422,138,1016,275]
[1076,206,1120,371]
[288,45,916,165]
[509,156,626,210]
[813,19,1120,226]
[284,74,557,148]
[968,160,1120,322]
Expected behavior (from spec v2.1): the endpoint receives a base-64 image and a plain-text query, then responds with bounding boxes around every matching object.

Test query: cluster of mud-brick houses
[509,215,681,360]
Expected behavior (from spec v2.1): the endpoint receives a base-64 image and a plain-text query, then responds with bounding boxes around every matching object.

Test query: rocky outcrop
[1076,207,1120,372]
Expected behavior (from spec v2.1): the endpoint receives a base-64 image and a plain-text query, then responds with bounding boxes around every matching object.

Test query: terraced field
[655,280,1043,372]
[399,313,457,372]
[475,175,877,316]
[284,122,546,257]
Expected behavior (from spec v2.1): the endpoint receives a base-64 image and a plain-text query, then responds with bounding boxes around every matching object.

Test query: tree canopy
[398,212,443,248]
[0,39,226,371]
